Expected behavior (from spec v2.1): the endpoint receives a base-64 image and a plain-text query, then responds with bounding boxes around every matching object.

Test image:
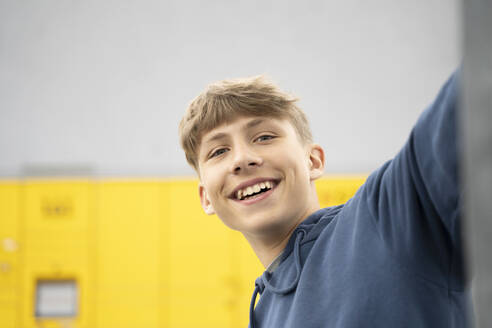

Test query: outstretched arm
[359,70,466,289]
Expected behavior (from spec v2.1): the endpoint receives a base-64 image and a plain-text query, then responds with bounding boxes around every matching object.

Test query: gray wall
[0,0,461,177]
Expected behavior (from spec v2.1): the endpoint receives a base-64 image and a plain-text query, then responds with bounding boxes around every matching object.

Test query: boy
[179,71,471,327]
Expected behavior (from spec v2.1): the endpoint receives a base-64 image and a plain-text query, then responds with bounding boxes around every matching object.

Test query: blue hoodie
[249,71,472,328]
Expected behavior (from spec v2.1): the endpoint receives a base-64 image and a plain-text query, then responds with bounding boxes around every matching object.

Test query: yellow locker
[316,175,367,207]
[167,179,235,328]
[96,181,164,328]
[4,175,367,328]
[21,179,94,328]
[0,181,21,328]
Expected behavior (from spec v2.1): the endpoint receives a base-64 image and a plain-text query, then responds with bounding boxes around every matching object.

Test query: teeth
[236,181,274,200]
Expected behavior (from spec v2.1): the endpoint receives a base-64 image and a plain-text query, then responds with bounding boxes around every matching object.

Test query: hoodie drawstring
[249,278,263,328]
[249,229,306,328]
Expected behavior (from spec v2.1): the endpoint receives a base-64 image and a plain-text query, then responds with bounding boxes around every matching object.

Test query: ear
[308,144,325,181]
[199,184,215,215]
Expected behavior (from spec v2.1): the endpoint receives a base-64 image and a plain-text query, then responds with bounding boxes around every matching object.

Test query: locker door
[0,181,20,328]
[21,180,93,328]
[96,181,162,328]
[167,180,234,328]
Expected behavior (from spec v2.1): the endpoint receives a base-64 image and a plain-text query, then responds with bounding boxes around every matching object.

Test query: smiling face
[197,115,324,239]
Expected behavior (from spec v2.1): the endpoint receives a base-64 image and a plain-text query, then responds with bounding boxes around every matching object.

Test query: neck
[244,206,320,268]
[245,224,297,268]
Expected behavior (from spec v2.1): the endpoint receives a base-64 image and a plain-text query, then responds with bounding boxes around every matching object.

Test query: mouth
[230,179,279,202]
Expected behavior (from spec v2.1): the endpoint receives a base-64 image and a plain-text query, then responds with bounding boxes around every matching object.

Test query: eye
[255,135,275,142]
[210,148,228,158]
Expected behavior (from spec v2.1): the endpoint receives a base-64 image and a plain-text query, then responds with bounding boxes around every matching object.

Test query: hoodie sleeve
[358,70,466,289]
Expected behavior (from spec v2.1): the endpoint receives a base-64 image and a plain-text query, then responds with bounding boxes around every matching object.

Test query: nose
[230,143,263,174]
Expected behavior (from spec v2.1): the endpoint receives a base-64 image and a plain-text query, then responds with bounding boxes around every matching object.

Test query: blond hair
[179,75,313,171]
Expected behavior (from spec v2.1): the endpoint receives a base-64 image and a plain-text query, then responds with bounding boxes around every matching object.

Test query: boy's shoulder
[299,205,345,234]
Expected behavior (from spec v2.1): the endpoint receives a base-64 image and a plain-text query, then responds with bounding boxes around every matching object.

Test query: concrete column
[462,0,492,326]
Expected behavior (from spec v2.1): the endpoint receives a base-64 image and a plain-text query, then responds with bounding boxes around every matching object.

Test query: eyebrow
[245,118,266,129]
[203,132,228,144]
[202,118,267,145]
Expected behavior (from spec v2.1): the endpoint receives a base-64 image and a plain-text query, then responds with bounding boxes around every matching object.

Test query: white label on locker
[35,280,78,317]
